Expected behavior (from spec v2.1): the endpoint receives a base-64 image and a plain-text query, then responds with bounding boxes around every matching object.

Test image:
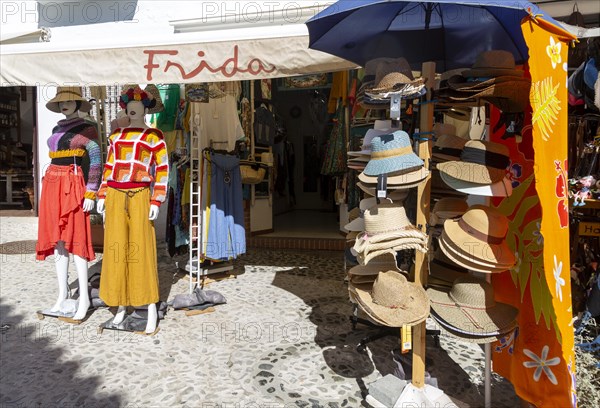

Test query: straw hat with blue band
[437,140,510,185]
[363,131,424,177]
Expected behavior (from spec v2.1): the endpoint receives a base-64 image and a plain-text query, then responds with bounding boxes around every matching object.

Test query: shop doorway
[266,84,341,239]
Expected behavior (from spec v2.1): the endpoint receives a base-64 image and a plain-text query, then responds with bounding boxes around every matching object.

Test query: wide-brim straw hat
[348,285,390,327]
[448,81,531,113]
[437,140,510,184]
[46,86,92,113]
[432,134,468,163]
[348,128,394,156]
[356,241,428,265]
[443,106,472,121]
[429,247,469,286]
[461,50,524,79]
[357,177,426,195]
[363,131,424,176]
[144,84,165,114]
[427,276,518,334]
[358,203,417,237]
[361,57,425,93]
[441,204,516,268]
[359,166,429,186]
[349,253,400,275]
[354,270,430,327]
[429,197,469,226]
[359,192,408,211]
[440,172,513,198]
[431,310,518,344]
[438,236,511,273]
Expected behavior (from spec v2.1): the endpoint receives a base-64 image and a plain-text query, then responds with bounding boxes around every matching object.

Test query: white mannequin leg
[145,303,157,334]
[50,242,69,312]
[72,255,90,320]
[113,306,127,325]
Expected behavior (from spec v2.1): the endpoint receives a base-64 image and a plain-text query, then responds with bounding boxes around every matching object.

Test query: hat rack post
[411,61,436,389]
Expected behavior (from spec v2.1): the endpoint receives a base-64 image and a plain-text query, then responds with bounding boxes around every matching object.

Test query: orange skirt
[36,164,95,261]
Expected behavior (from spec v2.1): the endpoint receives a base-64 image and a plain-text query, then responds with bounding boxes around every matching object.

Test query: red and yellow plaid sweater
[97,127,169,206]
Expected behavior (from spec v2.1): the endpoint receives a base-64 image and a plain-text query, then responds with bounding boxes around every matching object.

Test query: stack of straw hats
[427,276,518,343]
[438,205,516,273]
[352,203,428,265]
[357,58,426,110]
[436,50,531,113]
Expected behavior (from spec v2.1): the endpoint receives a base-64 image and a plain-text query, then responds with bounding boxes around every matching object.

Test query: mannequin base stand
[98,315,160,337]
[36,308,94,325]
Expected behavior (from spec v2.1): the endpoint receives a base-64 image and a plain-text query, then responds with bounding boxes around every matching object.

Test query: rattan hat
[427,276,518,334]
[437,140,510,184]
[46,86,92,113]
[441,205,516,268]
[144,84,165,114]
[354,270,430,327]
[440,172,514,197]
[462,50,524,79]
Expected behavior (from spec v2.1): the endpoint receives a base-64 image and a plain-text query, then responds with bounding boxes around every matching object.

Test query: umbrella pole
[412,61,436,388]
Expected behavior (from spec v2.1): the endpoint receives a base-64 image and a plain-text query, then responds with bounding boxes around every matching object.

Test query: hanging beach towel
[321,100,347,176]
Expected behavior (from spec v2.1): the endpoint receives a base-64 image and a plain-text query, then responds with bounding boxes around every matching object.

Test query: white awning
[0,27,51,45]
[0,23,356,86]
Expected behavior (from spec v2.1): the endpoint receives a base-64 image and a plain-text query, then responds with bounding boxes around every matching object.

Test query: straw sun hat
[440,171,514,198]
[437,140,510,185]
[429,197,469,226]
[46,86,92,113]
[363,131,424,176]
[353,270,430,327]
[353,203,428,264]
[427,276,518,336]
[439,205,516,271]
[461,50,524,79]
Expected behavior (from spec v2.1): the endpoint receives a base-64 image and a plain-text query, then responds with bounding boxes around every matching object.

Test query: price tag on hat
[377,174,387,199]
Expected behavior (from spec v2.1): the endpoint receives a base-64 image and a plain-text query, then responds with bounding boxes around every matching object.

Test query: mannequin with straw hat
[96,84,168,335]
[37,86,101,322]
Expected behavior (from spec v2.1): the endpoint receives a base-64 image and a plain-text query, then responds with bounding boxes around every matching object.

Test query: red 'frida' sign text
[143,45,277,81]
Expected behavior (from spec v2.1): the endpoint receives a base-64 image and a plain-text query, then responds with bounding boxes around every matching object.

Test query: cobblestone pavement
[0,216,518,408]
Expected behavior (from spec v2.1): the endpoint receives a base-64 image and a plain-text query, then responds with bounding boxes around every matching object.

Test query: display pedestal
[35,308,92,325]
[98,315,160,337]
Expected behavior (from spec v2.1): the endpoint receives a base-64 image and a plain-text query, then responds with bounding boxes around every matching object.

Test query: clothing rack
[187,132,235,293]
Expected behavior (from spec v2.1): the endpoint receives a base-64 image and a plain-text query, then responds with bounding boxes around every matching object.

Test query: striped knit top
[48,117,101,199]
[97,127,169,206]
